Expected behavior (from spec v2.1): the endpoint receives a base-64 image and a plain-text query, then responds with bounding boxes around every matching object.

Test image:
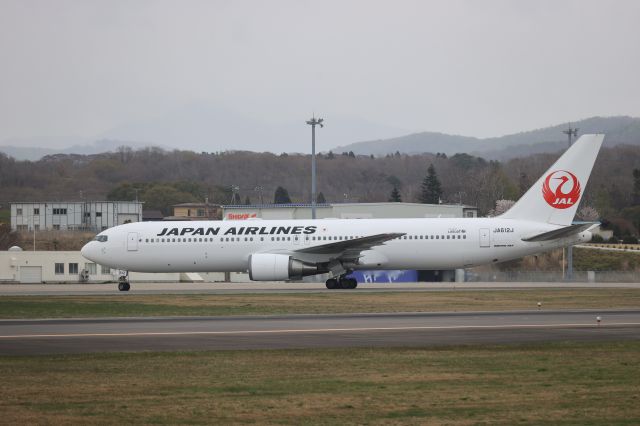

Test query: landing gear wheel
[341,278,357,289]
[118,282,131,292]
[326,278,338,289]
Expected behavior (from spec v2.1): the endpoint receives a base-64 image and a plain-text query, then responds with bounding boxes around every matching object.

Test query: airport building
[10,201,143,232]
[0,248,226,284]
[222,202,478,221]
[171,202,222,220]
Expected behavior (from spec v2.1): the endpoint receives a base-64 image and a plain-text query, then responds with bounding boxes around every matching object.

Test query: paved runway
[1,309,639,355]
[2,281,640,296]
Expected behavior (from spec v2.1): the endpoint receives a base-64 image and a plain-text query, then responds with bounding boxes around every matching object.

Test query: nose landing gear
[325,276,358,290]
[118,273,130,292]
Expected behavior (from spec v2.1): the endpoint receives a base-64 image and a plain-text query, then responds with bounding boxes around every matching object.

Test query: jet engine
[248,253,319,281]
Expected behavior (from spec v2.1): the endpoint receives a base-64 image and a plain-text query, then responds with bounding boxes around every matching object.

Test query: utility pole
[563,123,578,149]
[254,186,264,205]
[563,124,579,280]
[230,185,240,205]
[306,116,324,219]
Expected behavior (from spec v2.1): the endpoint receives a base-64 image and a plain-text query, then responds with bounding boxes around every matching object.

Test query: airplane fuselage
[82,217,592,274]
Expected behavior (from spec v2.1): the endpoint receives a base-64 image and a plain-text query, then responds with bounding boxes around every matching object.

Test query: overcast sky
[1,0,639,151]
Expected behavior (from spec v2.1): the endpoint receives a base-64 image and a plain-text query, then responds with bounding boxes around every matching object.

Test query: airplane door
[127,232,139,251]
[479,228,490,248]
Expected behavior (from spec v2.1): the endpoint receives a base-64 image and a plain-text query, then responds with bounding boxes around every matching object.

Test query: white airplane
[82,134,604,291]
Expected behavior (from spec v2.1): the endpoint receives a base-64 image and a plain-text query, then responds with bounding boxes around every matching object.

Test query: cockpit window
[93,235,108,242]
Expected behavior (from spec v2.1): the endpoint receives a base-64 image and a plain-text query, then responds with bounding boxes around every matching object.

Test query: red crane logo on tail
[542,170,581,209]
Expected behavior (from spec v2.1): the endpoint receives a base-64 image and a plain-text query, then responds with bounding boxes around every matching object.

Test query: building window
[197,209,205,217]
[55,263,64,274]
[34,225,40,231]
[33,208,40,215]
[53,208,68,215]
[85,263,97,274]
[187,209,192,217]
[96,212,102,217]
[16,208,23,215]
[17,225,28,231]
[69,263,79,274]
[84,212,91,218]
[53,224,60,230]
[100,265,111,274]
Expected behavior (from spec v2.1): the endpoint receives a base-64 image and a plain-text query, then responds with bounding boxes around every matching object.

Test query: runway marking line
[1,322,640,339]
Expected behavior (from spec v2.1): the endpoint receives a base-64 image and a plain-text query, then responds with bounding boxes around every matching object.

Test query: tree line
[1,144,639,237]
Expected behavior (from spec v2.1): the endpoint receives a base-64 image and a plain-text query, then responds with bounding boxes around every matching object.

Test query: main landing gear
[325,276,358,290]
[118,273,131,292]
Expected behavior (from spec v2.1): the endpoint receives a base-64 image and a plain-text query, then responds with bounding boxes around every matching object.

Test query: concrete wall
[0,250,183,283]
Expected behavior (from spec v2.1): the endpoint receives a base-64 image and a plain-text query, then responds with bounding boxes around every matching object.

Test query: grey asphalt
[2,281,640,296]
[1,309,639,355]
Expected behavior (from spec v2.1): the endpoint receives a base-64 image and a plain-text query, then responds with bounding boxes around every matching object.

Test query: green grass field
[1,341,639,425]
[1,288,640,319]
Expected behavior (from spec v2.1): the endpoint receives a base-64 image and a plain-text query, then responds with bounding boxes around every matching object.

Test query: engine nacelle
[248,253,319,281]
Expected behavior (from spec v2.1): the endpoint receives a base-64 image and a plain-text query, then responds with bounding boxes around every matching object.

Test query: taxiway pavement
[2,281,640,296]
[1,309,639,355]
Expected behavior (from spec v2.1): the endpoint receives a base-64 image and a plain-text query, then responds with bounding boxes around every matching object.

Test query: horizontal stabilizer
[522,223,597,242]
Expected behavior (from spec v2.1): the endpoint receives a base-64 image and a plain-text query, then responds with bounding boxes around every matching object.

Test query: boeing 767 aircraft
[82,134,604,291]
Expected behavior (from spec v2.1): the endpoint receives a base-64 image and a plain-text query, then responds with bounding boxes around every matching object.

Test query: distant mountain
[5,115,640,161]
[0,139,162,161]
[331,116,640,159]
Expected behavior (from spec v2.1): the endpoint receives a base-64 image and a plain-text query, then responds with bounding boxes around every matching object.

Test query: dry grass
[2,289,640,319]
[1,342,639,424]
[15,230,95,251]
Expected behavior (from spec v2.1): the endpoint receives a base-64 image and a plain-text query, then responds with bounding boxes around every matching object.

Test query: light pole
[306,116,324,219]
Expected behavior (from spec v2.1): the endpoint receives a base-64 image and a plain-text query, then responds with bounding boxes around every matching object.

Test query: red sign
[227,213,258,220]
[542,170,581,209]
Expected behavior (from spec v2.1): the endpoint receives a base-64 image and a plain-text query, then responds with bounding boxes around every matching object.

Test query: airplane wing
[522,223,598,242]
[293,232,405,261]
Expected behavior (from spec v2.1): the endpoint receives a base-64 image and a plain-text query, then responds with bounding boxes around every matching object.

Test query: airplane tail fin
[501,134,604,226]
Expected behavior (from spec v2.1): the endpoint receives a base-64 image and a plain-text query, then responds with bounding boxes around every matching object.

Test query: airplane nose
[81,242,94,261]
